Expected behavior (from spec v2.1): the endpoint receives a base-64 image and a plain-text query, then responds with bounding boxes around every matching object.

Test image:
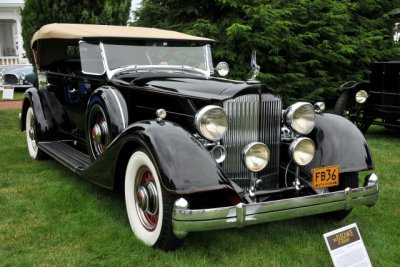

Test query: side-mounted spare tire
[86,87,128,161]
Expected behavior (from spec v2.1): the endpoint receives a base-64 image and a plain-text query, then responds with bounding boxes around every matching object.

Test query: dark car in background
[20,23,379,250]
[334,12,400,132]
[0,65,36,90]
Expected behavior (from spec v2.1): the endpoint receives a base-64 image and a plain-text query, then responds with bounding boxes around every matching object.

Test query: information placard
[2,87,14,100]
[324,223,371,267]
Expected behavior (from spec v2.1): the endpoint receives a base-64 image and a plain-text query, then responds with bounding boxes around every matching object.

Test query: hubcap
[90,112,109,156]
[135,168,159,230]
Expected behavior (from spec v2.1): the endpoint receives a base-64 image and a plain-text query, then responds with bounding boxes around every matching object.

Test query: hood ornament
[249,50,260,81]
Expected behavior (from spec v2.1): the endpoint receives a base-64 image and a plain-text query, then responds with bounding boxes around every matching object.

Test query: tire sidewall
[125,150,164,246]
[26,107,39,159]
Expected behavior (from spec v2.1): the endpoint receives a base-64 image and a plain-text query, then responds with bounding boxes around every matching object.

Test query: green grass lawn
[0,108,399,266]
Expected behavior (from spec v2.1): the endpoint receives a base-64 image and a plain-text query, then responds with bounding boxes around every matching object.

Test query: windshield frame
[95,42,214,79]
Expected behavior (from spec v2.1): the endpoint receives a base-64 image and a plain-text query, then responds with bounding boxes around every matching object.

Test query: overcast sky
[131,0,140,11]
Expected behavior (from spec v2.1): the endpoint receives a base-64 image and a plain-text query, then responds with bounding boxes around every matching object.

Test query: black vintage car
[20,23,379,250]
[334,12,400,132]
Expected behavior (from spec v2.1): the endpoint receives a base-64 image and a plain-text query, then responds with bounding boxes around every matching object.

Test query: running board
[38,141,91,173]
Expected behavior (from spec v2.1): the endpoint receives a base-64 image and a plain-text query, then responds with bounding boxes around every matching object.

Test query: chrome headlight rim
[355,90,368,104]
[195,105,228,141]
[242,142,270,172]
[285,102,316,135]
[289,137,315,166]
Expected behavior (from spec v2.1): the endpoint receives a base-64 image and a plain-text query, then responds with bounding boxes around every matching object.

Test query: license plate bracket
[312,165,339,189]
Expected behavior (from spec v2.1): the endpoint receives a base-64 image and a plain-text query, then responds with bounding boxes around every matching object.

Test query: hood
[113,73,275,101]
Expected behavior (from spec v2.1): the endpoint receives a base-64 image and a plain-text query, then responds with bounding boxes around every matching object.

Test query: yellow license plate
[312,165,339,189]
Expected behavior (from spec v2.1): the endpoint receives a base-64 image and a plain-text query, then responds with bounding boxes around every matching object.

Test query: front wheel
[124,149,182,250]
[334,90,371,133]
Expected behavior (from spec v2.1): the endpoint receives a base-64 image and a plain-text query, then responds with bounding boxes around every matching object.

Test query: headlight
[289,137,315,166]
[242,142,270,172]
[285,102,315,134]
[355,90,368,104]
[195,105,228,141]
[0,72,3,82]
[215,62,229,77]
[21,72,26,81]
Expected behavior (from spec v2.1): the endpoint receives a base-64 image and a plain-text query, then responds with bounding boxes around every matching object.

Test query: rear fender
[20,88,54,140]
[302,113,374,176]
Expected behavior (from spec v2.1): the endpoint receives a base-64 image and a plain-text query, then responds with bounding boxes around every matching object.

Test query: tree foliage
[133,0,400,103]
[21,0,131,65]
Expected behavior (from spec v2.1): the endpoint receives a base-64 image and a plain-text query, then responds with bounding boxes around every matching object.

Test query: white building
[0,0,25,65]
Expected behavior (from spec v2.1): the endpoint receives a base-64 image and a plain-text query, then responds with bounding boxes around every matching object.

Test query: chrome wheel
[88,104,110,158]
[135,167,159,230]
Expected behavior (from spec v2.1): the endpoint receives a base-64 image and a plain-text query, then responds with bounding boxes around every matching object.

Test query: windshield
[102,43,213,75]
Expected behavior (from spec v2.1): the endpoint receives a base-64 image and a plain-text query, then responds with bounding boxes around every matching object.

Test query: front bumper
[172,173,379,238]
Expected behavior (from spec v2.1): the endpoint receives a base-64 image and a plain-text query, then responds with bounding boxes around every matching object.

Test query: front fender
[303,113,374,176]
[81,120,234,194]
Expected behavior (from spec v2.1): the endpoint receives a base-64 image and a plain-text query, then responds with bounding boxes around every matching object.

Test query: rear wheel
[124,149,182,250]
[320,172,359,221]
[334,90,371,133]
[25,107,46,160]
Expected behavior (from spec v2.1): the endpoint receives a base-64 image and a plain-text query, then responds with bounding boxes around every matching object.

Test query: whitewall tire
[124,149,182,250]
[26,107,45,160]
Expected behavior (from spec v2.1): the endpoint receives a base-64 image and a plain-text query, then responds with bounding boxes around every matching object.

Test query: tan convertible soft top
[31,23,213,46]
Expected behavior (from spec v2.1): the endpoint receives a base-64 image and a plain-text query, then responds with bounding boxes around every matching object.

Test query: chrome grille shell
[222,94,282,190]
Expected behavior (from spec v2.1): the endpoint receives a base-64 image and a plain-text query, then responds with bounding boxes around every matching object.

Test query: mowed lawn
[0,108,399,266]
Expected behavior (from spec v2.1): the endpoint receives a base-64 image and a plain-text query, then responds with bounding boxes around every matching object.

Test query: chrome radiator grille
[222,94,282,190]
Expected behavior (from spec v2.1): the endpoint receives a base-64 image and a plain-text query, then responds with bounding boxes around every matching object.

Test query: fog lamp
[289,137,315,166]
[355,90,368,104]
[211,145,226,163]
[242,142,270,172]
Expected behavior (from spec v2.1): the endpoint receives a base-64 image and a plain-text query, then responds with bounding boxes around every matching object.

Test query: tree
[133,0,400,103]
[21,0,131,65]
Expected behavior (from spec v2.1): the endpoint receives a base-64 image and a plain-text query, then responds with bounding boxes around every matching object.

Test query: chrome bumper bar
[172,173,379,239]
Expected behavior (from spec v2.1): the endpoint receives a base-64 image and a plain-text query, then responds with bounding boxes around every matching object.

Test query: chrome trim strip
[109,88,126,129]
[172,174,379,237]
